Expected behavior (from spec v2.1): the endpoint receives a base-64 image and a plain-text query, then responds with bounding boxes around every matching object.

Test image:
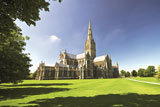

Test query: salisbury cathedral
[35,20,119,80]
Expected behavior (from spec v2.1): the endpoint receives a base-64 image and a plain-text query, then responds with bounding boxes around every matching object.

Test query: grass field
[129,77,160,83]
[0,78,160,107]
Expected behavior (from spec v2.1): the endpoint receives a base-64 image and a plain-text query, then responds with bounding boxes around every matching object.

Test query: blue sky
[16,0,160,72]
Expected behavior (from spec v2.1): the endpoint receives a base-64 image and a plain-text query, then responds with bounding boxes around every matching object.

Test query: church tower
[84,19,96,79]
[85,19,96,59]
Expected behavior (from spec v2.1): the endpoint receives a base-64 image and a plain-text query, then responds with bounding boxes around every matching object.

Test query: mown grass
[0,78,160,107]
[130,77,160,83]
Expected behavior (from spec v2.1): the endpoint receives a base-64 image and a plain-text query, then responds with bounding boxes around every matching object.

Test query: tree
[0,0,48,36]
[33,70,37,79]
[155,71,160,79]
[155,65,160,79]
[137,68,145,77]
[0,26,32,83]
[0,0,61,36]
[126,72,130,77]
[0,0,61,83]
[0,0,62,36]
[144,66,155,77]
[131,70,137,77]
[28,71,37,80]
[120,70,126,77]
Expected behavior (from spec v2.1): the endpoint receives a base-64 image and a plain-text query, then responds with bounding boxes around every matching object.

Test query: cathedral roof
[66,53,85,59]
[66,53,76,59]
[93,55,106,62]
[55,63,68,67]
[76,53,85,59]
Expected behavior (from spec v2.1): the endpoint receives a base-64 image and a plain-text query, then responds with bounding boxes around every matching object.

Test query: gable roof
[66,53,76,59]
[76,53,85,59]
[66,53,85,59]
[55,63,68,67]
[93,55,106,62]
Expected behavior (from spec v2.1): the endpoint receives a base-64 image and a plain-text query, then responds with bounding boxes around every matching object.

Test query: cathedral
[35,20,119,80]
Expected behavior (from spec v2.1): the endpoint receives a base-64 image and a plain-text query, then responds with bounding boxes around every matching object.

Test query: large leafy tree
[0,26,32,83]
[0,0,61,36]
[144,66,155,77]
[155,65,160,79]
[0,0,61,83]
[131,70,137,77]
[126,71,130,77]
[137,68,145,77]
[0,0,50,36]
[120,70,126,77]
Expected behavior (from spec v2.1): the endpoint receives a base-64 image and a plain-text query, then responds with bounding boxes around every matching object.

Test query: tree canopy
[0,0,61,36]
[144,66,155,77]
[155,65,160,79]
[131,70,137,77]
[0,0,61,83]
[126,72,130,77]
[0,0,49,36]
[0,26,32,83]
[137,68,145,77]
[120,70,126,77]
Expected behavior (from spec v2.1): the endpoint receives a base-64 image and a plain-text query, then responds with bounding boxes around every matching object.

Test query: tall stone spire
[87,19,93,40]
[85,19,96,58]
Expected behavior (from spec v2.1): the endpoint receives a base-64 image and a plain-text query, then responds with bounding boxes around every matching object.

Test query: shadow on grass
[0,83,72,87]
[27,93,160,107]
[0,87,70,101]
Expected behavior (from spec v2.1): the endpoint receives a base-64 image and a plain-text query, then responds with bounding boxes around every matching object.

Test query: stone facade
[35,20,119,80]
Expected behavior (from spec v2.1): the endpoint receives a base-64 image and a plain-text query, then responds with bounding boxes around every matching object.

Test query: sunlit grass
[0,78,160,107]
[130,77,160,83]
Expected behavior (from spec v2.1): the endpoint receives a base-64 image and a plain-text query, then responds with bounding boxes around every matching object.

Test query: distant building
[35,20,119,80]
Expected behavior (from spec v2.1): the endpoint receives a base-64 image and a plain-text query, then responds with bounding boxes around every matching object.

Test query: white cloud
[50,35,61,42]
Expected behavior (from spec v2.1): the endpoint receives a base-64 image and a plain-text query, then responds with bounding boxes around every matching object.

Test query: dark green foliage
[0,0,61,37]
[120,70,126,77]
[0,0,61,83]
[131,70,137,77]
[33,70,37,79]
[126,71,130,77]
[27,73,34,80]
[28,71,37,79]
[0,0,50,37]
[138,68,145,77]
[144,66,155,77]
[0,26,32,83]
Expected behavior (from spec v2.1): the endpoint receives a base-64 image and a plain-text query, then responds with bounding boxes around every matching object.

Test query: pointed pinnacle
[88,19,91,29]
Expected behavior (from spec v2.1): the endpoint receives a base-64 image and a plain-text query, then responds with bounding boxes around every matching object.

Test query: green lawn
[0,78,160,107]
[130,77,160,83]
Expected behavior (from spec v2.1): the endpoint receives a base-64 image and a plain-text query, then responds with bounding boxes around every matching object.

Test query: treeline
[120,65,160,79]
